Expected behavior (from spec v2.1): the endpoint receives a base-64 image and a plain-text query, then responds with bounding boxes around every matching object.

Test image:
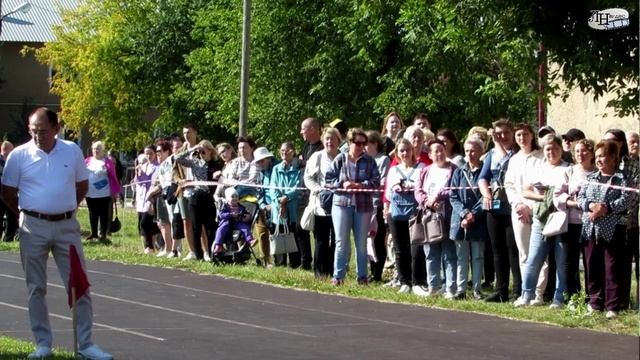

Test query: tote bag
[542,211,568,237]
[270,221,298,255]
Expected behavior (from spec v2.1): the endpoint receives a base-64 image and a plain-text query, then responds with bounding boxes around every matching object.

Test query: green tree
[34,0,637,150]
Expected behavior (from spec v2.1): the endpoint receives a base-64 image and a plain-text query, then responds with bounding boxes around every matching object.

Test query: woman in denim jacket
[325,128,381,285]
[449,138,487,300]
[577,140,635,318]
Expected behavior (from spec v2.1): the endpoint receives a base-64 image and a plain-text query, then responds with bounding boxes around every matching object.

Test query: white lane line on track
[0,257,455,333]
[0,274,315,338]
[86,269,455,333]
[0,301,166,341]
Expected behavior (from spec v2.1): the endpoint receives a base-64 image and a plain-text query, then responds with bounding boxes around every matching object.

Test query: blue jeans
[332,205,371,280]
[424,239,457,293]
[455,240,484,292]
[521,218,567,303]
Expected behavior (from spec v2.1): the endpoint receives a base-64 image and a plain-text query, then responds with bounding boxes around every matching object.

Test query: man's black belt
[23,210,74,221]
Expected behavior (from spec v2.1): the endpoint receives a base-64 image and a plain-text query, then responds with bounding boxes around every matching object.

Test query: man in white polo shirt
[1,108,113,360]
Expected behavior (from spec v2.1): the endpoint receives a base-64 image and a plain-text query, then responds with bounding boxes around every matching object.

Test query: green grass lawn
[1,206,638,337]
[0,336,74,359]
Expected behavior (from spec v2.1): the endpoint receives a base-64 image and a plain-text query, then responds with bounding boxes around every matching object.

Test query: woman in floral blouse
[577,140,635,319]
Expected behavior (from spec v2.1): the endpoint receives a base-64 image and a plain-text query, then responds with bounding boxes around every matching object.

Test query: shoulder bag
[270,219,298,255]
[109,202,122,233]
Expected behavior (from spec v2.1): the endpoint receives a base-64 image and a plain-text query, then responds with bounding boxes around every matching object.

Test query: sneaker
[586,304,597,315]
[156,250,167,257]
[143,247,153,254]
[472,290,485,300]
[530,296,545,306]
[203,253,211,262]
[78,344,113,360]
[383,279,401,288]
[166,250,179,258]
[398,284,412,294]
[444,291,456,300]
[331,278,344,286]
[27,346,52,359]
[513,297,530,307]
[605,310,618,319]
[549,300,564,310]
[412,285,430,297]
[484,292,509,303]
[357,277,369,285]
[453,292,467,300]
[183,252,197,261]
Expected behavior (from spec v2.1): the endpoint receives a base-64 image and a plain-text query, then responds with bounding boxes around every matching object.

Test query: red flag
[68,244,90,308]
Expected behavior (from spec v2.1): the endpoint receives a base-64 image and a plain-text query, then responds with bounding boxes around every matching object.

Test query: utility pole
[238,0,251,137]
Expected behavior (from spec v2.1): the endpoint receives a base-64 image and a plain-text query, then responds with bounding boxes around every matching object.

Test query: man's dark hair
[237,135,256,149]
[29,107,58,126]
[182,123,198,131]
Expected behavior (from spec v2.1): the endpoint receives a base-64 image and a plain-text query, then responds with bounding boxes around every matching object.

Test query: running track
[0,252,637,359]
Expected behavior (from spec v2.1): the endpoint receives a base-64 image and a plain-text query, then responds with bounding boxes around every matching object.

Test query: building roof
[0,0,77,43]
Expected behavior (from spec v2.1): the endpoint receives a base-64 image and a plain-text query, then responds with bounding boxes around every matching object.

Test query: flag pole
[72,286,78,357]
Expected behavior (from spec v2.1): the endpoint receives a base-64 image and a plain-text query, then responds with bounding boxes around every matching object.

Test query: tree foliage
[35,0,637,151]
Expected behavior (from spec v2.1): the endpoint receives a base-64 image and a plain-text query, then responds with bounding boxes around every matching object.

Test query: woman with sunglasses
[326,128,381,285]
[175,140,224,260]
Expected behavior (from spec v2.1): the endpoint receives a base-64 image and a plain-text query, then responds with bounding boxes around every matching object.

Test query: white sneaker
[156,250,167,257]
[513,296,530,307]
[203,253,211,262]
[27,346,52,359]
[166,250,179,258]
[143,247,153,254]
[412,285,430,297]
[605,310,618,319]
[78,344,113,360]
[383,279,400,288]
[444,291,456,300]
[549,300,564,310]
[530,296,545,306]
[398,284,412,294]
[183,252,197,261]
[586,304,597,315]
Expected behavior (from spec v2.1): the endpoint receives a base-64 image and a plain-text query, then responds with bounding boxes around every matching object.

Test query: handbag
[542,210,568,237]
[163,183,179,205]
[270,220,298,255]
[109,202,122,233]
[409,208,445,245]
[409,209,426,244]
[300,202,315,231]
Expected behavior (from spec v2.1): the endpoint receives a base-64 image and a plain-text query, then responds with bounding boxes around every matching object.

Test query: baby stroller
[211,194,262,266]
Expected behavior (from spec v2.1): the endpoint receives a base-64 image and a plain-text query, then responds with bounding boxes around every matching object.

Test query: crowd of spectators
[89,115,640,319]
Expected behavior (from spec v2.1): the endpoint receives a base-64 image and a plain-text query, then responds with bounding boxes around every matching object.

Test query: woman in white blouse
[504,123,546,304]
[304,127,342,277]
[514,134,569,309]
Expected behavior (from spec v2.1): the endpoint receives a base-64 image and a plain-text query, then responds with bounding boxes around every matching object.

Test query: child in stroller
[212,188,256,254]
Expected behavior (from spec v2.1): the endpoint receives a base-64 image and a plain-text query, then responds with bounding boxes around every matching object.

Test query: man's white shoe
[412,285,430,297]
[183,252,197,261]
[27,346,52,359]
[548,300,564,310]
[605,310,618,319]
[78,344,113,360]
[398,284,412,294]
[513,296,530,307]
[529,296,545,306]
[156,250,167,257]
